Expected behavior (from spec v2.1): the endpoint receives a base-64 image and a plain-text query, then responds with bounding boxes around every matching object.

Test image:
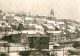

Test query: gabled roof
[67,29,77,33]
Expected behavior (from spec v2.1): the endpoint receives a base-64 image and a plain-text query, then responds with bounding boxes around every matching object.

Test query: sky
[0,0,80,21]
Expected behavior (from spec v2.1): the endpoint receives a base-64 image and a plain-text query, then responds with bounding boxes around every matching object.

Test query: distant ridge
[58,19,80,24]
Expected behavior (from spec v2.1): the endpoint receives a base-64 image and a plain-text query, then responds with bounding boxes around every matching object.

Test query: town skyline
[0,0,80,22]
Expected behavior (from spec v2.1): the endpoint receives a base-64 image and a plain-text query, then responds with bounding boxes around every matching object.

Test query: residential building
[46,31,66,42]
[45,20,56,25]
[47,15,56,21]
[0,21,11,31]
[57,22,66,30]
[75,28,80,38]
[0,12,4,21]
[33,24,44,33]
[11,30,45,43]
[28,36,50,49]
[14,16,23,23]
[6,13,14,23]
[35,18,46,25]
[42,24,55,32]
[64,29,77,40]
[27,24,44,33]
[24,17,34,24]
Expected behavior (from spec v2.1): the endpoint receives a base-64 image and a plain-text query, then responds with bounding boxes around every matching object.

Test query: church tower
[50,9,54,16]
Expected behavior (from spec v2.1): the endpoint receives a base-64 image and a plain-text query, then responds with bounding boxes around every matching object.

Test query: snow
[25,17,33,20]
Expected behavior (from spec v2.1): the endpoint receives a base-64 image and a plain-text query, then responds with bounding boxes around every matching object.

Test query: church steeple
[50,9,54,16]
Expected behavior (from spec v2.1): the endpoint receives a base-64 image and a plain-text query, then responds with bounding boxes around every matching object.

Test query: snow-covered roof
[67,25,76,30]
[28,23,34,26]
[25,17,33,20]
[56,25,60,29]
[34,25,43,28]
[56,25,65,30]
[46,20,56,24]
[12,30,45,34]
[57,22,65,25]
[47,31,61,34]
[22,30,45,34]
[28,24,43,29]
[6,13,14,16]
[14,16,23,22]
[43,24,54,29]
[67,29,76,33]
[47,31,66,34]
[47,26,54,29]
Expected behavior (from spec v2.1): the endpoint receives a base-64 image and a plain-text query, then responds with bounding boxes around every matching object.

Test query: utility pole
[62,30,65,56]
[63,42,64,56]
[7,43,10,56]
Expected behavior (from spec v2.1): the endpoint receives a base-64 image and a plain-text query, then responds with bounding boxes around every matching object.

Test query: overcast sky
[0,0,80,21]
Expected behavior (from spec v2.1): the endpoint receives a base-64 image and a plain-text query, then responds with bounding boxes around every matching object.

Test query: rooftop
[12,30,45,34]
[57,22,65,25]
[47,31,66,34]
[67,29,76,33]
[47,31,61,33]
[25,17,33,20]
[34,24,43,28]
[46,20,56,24]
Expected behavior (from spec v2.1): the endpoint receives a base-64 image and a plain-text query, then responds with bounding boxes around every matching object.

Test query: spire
[50,9,54,16]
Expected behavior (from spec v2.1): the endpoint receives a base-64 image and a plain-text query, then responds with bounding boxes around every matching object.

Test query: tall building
[28,36,50,49]
[47,9,56,20]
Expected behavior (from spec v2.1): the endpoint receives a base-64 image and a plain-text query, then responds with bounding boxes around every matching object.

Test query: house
[0,21,11,31]
[33,24,44,33]
[42,24,55,32]
[11,30,45,43]
[0,12,4,21]
[28,36,50,49]
[56,22,66,30]
[24,17,34,24]
[75,28,80,38]
[45,20,56,25]
[46,31,66,42]
[27,23,35,30]
[64,29,77,40]
[6,13,14,23]
[27,24,44,33]
[47,15,56,21]
[14,16,23,23]
[35,18,46,25]
[67,25,76,30]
